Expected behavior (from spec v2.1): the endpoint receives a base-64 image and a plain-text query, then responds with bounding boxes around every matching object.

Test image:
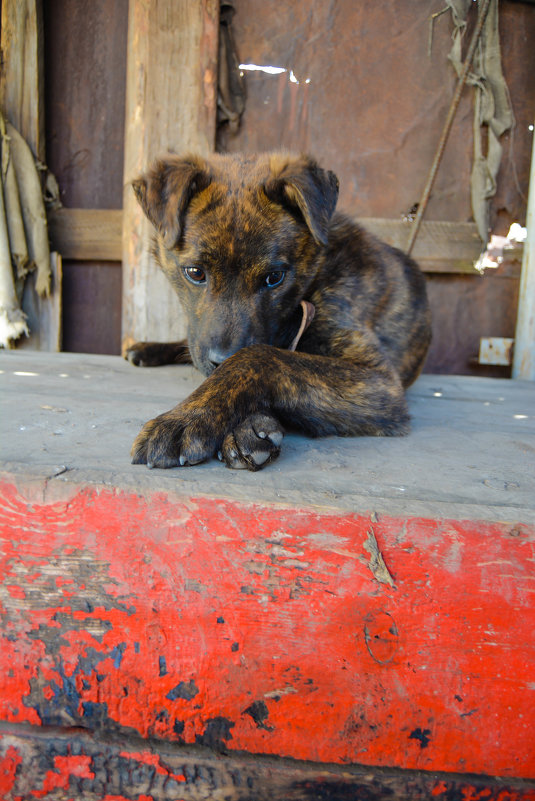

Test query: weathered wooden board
[221,0,535,231]
[47,209,123,261]
[122,0,219,347]
[42,0,128,356]
[1,728,534,801]
[0,0,45,162]
[61,260,122,355]
[49,207,496,274]
[1,352,534,794]
[0,479,534,779]
[43,0,128,210]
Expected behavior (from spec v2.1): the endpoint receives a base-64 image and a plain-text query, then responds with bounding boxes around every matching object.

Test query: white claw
[251,451,270,465]
[269,431,283,447]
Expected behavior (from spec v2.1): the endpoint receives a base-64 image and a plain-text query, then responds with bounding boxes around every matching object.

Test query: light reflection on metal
[239,64,311,85]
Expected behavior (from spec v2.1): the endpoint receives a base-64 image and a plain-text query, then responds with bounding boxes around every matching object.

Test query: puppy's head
[132,152,339,375]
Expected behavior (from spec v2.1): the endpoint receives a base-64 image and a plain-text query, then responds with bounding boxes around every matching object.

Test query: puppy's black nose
[207,348,230,368]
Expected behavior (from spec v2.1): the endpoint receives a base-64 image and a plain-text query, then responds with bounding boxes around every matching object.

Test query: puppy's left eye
[184,266,206,285]
[265,270,285,288]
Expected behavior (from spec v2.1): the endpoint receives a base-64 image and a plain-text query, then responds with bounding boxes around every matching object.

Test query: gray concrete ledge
[1,351,534,524]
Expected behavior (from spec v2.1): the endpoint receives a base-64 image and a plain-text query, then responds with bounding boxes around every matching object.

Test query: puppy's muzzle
[207,348,232,368]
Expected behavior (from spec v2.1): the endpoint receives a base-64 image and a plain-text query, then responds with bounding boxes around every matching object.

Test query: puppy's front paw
[131,409,217,468]
[124,341,190,367]
[124,343,157,367]
[219,413,284,471]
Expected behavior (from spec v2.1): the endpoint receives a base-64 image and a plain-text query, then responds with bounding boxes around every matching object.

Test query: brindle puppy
[126,152,431,471]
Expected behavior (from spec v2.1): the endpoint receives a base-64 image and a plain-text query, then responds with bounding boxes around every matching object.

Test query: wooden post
[0,0,61,351]
[512,122,535,380]
[0,0,45,164]
[122,0,219,348]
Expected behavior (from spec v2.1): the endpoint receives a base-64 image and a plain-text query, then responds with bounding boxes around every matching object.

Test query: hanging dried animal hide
[446,0,514,242]
[0,112,51,346]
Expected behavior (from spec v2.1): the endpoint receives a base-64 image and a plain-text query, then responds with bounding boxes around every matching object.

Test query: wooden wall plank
[218,1,534,234]
[61,260,122,355]
[47,209,122,261]
[43,0,128,210]
[0,0,61,351]
[122,0,219,346]
[361,218,483,273]
[53,206,520,276]
[43,0,127,356]
[0,0,45,162]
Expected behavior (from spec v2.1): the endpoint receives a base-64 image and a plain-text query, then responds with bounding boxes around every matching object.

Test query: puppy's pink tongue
[289,300,315,351]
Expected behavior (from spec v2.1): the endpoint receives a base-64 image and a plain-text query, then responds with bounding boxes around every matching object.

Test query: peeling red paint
[119,750,186,782]
[32,753,94,798]
[100,797,154,801]
[0,745,22,796]
[6,586,26,599]
[1,477,534,779]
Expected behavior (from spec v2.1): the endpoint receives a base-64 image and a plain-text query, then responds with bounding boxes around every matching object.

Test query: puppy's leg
[131,336,409,471]
[124,340,191,367]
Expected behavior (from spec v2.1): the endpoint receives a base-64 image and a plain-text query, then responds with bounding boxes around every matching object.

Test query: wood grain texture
[0,476,533,779]
[362,218,484,272]
[51,204,514,275]
[47,208,122,261]
[219,0,534,231]
[43,0,128,209]
[122,0,219,345]
[0,0,45,161]
[425,268,520,375]
[61,260,122,355]
[1,728,534,800]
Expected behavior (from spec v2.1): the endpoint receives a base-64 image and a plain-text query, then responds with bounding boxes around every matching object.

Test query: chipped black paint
[23,644,139,729]
[292,780,379,800]
[243,700,274,731]
[195,716,235,753]
[409,728,431,748]
[166,680,199,701]
[173,719,185,736]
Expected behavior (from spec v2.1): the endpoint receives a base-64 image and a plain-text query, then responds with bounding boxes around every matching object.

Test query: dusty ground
[1,350,534,523]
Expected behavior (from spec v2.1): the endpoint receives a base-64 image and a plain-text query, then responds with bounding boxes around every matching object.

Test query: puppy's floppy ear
[264,154,339,245]
[132,155,211,249]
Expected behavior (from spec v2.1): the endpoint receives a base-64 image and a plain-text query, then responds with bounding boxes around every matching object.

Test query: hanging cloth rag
[446,0,514,242]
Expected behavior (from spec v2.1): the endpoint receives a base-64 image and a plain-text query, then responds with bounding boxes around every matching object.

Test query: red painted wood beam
[1,476,534,782]
[1,727,535,800]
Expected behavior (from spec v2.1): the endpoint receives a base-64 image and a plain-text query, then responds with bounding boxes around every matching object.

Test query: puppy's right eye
[184,266,206,285]
[265,270,285,288]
